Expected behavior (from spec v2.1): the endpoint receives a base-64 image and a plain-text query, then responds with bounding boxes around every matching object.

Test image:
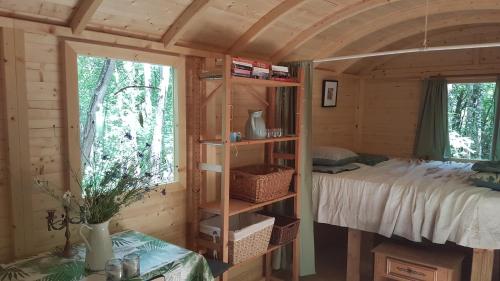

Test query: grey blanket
[313,163,360,174]
[471,161,500,173]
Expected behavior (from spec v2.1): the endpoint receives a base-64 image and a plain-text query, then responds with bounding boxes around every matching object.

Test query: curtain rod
[429,73,500,79]
[313,42,500,63]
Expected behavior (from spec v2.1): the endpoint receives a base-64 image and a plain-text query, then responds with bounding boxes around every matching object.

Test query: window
[447,82,496,160]
[77,55,177,185]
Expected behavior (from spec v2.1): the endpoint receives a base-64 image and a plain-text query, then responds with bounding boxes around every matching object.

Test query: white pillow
[313,146,358,160]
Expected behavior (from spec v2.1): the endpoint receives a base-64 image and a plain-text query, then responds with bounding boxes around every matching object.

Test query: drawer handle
[396,266,426,277]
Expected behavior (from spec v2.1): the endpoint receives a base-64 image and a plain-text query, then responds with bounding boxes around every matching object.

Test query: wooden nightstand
[372,242,465,281]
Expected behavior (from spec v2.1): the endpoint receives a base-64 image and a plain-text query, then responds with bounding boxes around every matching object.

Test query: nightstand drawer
[387,258,438,281]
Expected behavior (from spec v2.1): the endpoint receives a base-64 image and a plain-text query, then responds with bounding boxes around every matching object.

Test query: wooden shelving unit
[194,55,303,281]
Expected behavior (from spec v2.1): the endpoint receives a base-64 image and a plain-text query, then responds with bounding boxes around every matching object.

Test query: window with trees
[78,55,177,185]
[447,82,496,160]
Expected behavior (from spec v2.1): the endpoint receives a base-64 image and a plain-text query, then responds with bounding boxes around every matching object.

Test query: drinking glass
[105,259,123,281]
[123,253,140,279]
[277,128,283,137]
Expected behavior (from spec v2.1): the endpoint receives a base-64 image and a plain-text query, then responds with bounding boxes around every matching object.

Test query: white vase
[245,110,267,139]
[80,220,114,271]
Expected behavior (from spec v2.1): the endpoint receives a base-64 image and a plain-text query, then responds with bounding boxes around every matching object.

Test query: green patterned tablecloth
[0,230,214,281]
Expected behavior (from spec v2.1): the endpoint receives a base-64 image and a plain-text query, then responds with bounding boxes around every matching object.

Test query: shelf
[199,139,224,146]
[231,76,301,87]
[232,136,298,146]
[200,136,298,146]
[200,192,296,216]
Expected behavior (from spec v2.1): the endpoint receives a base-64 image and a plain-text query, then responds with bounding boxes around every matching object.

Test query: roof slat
[70,0,104,34]
[161,0,211,48]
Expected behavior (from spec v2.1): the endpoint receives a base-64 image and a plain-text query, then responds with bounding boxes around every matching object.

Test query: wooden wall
[312,45,500,158]
[312,70,359,151]
[357,78,422,157]
[354,42,500,157]
[0,27,188,262]
[0,32,11,263]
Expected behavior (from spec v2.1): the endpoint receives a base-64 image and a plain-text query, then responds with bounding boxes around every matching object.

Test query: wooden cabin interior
[0,0,500,281]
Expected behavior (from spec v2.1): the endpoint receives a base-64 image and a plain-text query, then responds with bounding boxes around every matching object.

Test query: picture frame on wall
[322,80,338,107]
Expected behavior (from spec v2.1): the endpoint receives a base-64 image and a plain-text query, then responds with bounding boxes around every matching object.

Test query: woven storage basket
[200,213,275,265]
[230,165,295,203]
[268,215,300,245]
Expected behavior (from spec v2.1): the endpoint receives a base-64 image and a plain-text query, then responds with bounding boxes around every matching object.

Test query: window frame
[64,40,186,196]
[446,78,496,161]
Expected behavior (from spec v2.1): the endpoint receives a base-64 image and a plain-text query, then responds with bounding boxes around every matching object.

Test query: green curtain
[272,61,315,277]
[414,79,451,160]
[492,78,500,160]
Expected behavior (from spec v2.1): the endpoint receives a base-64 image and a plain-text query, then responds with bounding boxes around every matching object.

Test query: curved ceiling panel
[0,0,499,64]
[347,24,500,74]
[242,0,338,57]
[0,0,77,24]
[179,0,282,50]
[314,9,500,72]
[87,0,191,40]
[307,0,500,62]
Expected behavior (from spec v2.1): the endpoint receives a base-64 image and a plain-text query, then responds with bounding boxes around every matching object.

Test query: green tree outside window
[447,82,496,160]
[77,55,176,185]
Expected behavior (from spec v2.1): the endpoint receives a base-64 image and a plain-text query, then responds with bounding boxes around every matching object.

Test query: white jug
[80,220,114,271]
[245,110,267,139]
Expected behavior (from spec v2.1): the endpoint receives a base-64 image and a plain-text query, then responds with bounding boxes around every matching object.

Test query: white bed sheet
[312,159,500,249]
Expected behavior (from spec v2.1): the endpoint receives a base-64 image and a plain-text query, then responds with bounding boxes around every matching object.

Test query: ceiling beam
[70,0,104,34]
[227,0,305,54]
[270,0,399,62]
[162,0,211,48]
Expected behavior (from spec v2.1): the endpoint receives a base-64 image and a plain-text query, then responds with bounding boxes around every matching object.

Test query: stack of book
[252,61,270,80]
[232,57,253,78]
[231,57,295,82]
[270,65,291,81]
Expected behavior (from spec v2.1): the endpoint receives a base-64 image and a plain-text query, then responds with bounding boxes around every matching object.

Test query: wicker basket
[268,215,300,245]
[200,213,275,265]
[230,165,295,203]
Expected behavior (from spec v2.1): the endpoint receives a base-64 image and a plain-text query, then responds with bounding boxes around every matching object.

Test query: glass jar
[105,259,123,281]
[123,253,140,279]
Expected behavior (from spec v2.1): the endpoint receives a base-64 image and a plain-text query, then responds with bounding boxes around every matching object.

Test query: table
[0,230,214,281]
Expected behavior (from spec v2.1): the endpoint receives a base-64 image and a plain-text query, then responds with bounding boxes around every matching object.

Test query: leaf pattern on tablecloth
[0,265,29,281]
[1,231,213,281]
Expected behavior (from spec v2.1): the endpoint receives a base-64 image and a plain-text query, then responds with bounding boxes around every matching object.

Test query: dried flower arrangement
[36,153,168,225]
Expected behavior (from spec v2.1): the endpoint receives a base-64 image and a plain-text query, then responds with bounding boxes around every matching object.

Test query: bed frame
[346,228,495,281]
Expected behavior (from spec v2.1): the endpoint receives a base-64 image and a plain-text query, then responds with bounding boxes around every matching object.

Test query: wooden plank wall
[312,47,500,158]
[27,31,188,253]
[358,79,422,157]
[355,47,500,157]
[0,28,188,261]
[312,69,359,150]
[0,31,11,263]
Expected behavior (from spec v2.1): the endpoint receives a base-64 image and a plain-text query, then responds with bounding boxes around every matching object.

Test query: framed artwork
[322,80,338,107]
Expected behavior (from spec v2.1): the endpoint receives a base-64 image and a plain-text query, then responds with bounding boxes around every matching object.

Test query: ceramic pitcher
[80,220,114,271]
[245,110,267,139]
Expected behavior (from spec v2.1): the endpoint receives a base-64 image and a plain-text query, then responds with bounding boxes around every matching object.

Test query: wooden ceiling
[0,0,499,72]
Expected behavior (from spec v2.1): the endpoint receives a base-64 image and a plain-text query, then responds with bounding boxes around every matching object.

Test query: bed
[312,158,500,250]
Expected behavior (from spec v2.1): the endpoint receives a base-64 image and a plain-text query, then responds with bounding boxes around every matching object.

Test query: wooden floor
[300,223,347,281]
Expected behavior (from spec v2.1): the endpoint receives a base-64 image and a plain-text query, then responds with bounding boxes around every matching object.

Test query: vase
[245,110,267,139]
[80,220,114,271]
